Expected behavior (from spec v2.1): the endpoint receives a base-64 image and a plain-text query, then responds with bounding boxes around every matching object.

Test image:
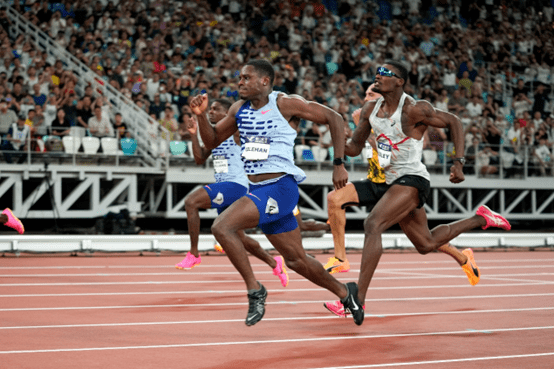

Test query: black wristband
[452,157,466,165]
[333,158,344,166]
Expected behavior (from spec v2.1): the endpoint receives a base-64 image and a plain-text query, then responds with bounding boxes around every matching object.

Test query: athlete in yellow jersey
[324,84,382,274]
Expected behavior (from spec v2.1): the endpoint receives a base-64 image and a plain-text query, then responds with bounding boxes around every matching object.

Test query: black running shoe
[245,283,267,326]
[340,282,364,326]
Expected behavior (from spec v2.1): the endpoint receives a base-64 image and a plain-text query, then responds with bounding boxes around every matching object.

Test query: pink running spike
[3,208,24,235]
[476,205,511,230]
[272,256,289,287]
[175,252,202,269]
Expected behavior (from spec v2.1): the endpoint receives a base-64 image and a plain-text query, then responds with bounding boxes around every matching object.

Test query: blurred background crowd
[0,0,553,177]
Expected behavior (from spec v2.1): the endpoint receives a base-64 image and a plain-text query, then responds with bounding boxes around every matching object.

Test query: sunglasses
[377,66,400,78]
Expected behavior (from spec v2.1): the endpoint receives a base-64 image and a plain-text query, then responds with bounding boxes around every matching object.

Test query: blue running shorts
[246,175,299,234]
[204,182,248,215]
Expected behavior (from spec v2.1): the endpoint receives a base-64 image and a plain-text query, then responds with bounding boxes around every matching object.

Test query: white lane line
[1,292,553,312]
[309,352,554,369]
[2,282,554,298]
[2,265,554,278]
[0,325,552,354]
[2,273,553,287]
[0,258,552,270]
[481,276,554,284]
[1,307,553,330]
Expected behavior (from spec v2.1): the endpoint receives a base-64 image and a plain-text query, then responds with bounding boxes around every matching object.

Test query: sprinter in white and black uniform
[324,60,512,326]
[189,59,354,326]
[175,99,290,289]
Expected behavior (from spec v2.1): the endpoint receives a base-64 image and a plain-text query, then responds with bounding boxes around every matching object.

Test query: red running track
[0,251,553,369]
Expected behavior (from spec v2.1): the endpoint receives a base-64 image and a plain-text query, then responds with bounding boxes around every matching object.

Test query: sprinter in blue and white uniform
[175,99,289,290]
[190,59,353,326]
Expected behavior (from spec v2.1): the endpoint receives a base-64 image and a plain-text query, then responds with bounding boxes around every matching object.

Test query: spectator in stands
[31,83,47,107]
[457,70,473,96]
[466,95,484,118]
[532,84,550,119]
[0,97,17,136]
[148,93,164,119]
[159,105,179,141]
[76,96,93,129]
[88,105,114,138]
[448,89,467,115]
[533,136,553,176]
[1,115,29,163]
[113,112,128,139]
[50,108,71,137]
[512,78,529,99]
[42,93,59,127]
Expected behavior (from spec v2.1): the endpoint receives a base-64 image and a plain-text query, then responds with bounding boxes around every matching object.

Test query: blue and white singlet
[210,135,249,188]
[235,91,306,183]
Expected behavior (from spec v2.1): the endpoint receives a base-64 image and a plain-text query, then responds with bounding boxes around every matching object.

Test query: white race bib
[376,141,392,168]
[213,155,229,174]
[242,136,270,161]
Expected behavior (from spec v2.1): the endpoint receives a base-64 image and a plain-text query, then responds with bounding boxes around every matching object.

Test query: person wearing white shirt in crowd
[533,137,553,176]
[42,94,58,131]
[146,73,161,101]
[49,11,66,39]
[1,116,29,164]
[88,106,114,138]
[465,95,483,118]
[93,95,111,117]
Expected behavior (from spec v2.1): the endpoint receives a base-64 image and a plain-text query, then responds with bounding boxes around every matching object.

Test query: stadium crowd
[0,0,553,176]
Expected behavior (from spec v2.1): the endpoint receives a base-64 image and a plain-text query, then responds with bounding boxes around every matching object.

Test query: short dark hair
[212,98,232,111]
[384,60,408,86]
[245,59,275,86]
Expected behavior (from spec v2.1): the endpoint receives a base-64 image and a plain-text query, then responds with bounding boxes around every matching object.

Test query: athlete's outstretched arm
[278,94,348,189]
[190,93,240,150]
[185,116,212,165]
[414,101,465,183]
[346,100,375,157]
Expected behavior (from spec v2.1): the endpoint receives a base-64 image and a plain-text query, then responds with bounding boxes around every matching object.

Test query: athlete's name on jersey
[244,146,268,153]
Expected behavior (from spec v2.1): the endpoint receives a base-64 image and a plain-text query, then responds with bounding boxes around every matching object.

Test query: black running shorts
[352,175,431,210]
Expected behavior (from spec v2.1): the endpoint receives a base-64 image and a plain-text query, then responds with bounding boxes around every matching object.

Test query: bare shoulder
[229,99,248,115]
[404,98,435,119]
[276,92,307,107]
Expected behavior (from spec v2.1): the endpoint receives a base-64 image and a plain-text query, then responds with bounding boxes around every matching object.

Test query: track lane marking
[1,307,552,330]
[1,282,554,297]
[1,325,552,354]
[309,352,554,368]
[1,292,553,312]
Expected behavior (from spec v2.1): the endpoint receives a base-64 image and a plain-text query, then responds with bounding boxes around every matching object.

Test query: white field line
[0,326,553,354]
[0,306,553,330]
[1,264,554,278]
[1,272,554,287]
[0,258,552,270]
[309,352,554,369]
[1,292,553,312]
[1,282,553,298]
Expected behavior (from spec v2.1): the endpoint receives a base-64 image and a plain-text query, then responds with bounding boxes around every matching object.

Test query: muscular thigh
[398,207,433,248]
[214,196,260,231]
[366,184,420,231]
